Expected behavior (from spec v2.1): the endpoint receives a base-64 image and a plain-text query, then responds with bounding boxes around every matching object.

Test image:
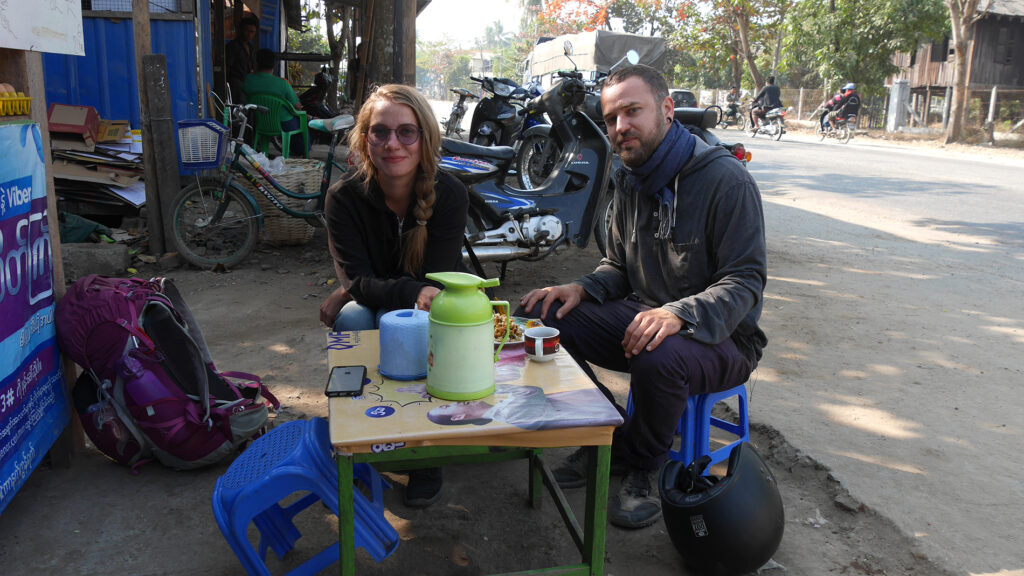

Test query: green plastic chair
[246,93,309,158]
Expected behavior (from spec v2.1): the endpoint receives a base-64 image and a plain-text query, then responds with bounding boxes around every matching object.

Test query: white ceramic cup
[524,326,560,362]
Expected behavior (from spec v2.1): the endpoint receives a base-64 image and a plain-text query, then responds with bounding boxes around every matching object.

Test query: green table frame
[335,443,611,575]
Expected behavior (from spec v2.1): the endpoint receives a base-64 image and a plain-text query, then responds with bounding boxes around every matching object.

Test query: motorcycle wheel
[471,133,494,147]
[773,119,784,141]
[172,178,259,269]
[517,133,561,189]
[817,122,827,141]
[738,116,748,131]
[595,191,614,258]
[841,124,853,144]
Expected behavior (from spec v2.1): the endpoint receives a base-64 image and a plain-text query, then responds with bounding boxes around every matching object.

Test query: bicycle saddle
[309,114,355,133]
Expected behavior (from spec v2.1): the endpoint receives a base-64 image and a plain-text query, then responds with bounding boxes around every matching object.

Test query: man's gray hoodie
[576,138,768,364]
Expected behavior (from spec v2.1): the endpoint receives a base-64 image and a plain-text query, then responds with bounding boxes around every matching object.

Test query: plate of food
[493,313,543,346]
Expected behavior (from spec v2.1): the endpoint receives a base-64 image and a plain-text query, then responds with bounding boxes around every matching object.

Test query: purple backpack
[56,275,279,471]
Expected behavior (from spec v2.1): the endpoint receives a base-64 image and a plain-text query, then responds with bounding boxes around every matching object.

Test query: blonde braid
[403,170,436,275]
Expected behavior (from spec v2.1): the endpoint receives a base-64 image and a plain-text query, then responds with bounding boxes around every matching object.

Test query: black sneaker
[403,467,443,508]
[609,468,661,529]
[553,447,627,489]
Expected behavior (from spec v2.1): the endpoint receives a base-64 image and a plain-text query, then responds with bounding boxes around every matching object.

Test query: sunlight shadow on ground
[818,403,922,440]
[829,450,926,475]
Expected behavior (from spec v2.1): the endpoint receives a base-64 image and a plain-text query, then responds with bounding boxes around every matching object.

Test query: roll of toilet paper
[378,309,429,380]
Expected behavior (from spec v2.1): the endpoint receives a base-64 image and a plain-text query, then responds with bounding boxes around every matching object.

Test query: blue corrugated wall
[42,1,284,145]
[42,17,200,129]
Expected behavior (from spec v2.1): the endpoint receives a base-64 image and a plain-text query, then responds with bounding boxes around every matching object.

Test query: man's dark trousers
[518,298,752,471]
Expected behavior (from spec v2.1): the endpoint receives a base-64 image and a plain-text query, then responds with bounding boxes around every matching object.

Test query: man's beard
[615,122,668,167]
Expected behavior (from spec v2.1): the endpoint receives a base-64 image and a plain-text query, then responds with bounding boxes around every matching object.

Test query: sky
[416,0,524,49]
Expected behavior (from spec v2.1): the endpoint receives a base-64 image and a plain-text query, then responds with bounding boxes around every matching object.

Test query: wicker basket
[240,158,322,245]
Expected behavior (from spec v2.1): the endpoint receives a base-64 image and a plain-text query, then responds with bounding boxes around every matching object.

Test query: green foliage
[286,18,329,54]
[447,54,473,90]
[782,0,948,96]
[665,0,791,91]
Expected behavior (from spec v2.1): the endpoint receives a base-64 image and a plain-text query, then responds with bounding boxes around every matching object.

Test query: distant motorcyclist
[820,91,843,132]
[828,83,860,131]
[725,86,741,121]
[750,76,782,130]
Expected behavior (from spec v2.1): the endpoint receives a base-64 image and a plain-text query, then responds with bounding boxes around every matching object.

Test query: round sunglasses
[366,124,422,146]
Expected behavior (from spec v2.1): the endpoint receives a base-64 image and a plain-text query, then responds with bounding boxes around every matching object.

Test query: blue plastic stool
[626,383,749,473]
[211,418,399,576]
[693,385,750,470]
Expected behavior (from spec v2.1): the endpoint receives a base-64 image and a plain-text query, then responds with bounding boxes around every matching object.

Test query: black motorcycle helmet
[660,442,785,575]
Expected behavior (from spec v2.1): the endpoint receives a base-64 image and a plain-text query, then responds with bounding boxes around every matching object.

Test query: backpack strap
[92,370,155,472]
[221,371,281,410]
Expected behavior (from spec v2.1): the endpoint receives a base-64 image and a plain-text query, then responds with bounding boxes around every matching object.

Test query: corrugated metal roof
[989,0,1024,16]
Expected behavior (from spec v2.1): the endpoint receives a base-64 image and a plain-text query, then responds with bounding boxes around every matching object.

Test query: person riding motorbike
[820,91,843,132]
[828,83,860,131]
[750,76,782,130]
[724,87,741,121]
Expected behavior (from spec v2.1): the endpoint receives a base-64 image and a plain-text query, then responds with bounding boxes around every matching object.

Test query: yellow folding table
[327,330,623,575]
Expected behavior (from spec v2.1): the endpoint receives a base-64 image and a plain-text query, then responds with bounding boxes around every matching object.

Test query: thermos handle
[492,300,510,360]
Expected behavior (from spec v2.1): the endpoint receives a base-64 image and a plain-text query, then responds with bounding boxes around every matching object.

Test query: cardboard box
[97,120,131,144]
[48,103,100,152]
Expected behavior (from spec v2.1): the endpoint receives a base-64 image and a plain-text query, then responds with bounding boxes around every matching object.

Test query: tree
[783,0,947,97]
[944,0,990,143]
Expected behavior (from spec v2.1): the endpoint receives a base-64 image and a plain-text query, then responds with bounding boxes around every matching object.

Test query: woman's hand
[416,286,441,311]
[320,286,353,327]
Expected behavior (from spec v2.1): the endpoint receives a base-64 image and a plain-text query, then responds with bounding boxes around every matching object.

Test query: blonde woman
[320,84,469,507]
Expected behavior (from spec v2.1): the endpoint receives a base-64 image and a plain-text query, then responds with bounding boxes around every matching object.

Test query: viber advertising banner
[0,123,69,516]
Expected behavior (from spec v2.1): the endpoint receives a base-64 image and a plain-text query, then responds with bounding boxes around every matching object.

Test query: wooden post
[142,55,182,254]
[942,86,952,128]
[212,0,226,103]
[925,86,932,125]
[986,85,998,124]
[132,0,166,255]
[797,87,804,120]
[394,0,416,85]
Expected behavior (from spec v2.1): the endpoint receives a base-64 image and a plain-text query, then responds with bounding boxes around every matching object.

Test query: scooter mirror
[563,41,574,56]
[626,50,640,65]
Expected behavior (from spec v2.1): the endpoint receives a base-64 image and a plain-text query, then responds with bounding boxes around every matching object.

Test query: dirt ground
[0,222,959,576]
[9,125,1019,575]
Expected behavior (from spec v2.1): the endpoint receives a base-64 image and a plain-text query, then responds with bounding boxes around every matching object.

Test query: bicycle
[172,103,355,269]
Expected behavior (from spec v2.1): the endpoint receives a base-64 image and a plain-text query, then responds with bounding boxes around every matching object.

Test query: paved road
[732,129,1024,575]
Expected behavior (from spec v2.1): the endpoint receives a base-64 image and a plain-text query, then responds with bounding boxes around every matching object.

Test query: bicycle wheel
[172,177,259,269]
[517,133,561,189]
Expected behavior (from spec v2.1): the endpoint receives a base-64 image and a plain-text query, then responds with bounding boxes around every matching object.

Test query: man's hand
[622,308,684,359]
[519,283,587,321]
[416,286,441,311]
[319,286,353,328]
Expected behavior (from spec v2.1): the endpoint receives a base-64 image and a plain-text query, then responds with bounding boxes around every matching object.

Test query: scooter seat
[441,138,517,161]
[309,114,355,133]
[674,107,718,130]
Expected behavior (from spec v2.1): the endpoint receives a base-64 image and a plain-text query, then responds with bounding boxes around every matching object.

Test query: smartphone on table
[325,365,367,397]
